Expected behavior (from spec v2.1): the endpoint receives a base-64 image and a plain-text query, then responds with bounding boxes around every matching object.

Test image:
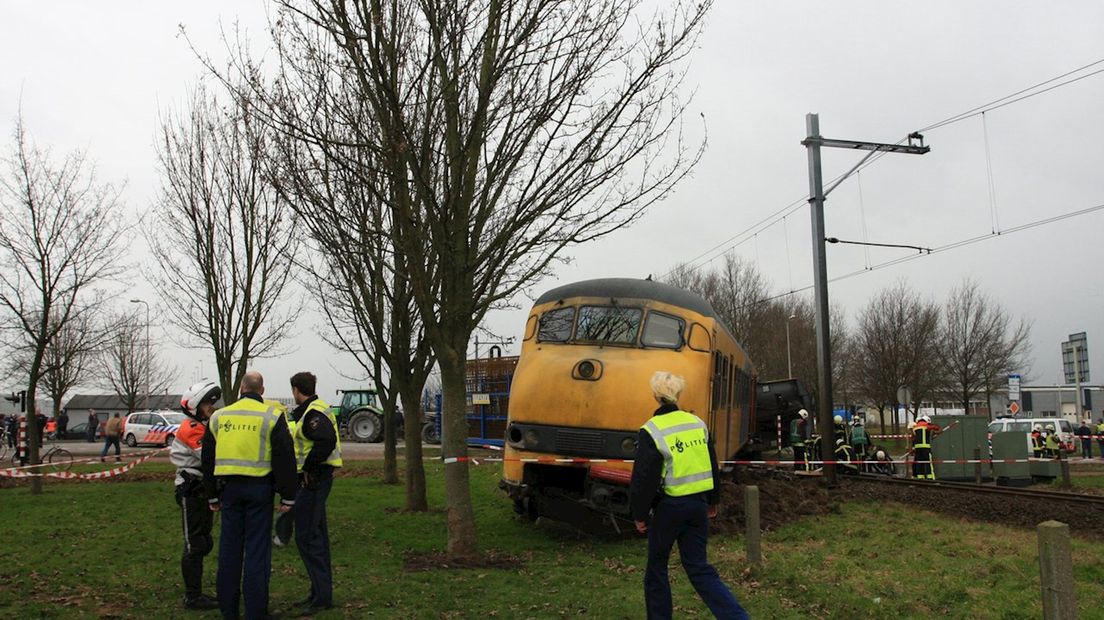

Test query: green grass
[2,462,1103,618]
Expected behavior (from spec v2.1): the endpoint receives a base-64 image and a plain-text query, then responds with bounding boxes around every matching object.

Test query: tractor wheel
[348,411,383,443]
[421,421,441,445]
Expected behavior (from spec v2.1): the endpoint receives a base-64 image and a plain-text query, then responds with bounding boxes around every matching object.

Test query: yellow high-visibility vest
[641,410,714,497]
[209,398,281,477]
[292,398,342,471]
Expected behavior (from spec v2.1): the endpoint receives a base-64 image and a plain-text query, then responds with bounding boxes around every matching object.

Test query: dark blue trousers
[217,478,274,620]
[645,495,748,620]
[294,469,334,607]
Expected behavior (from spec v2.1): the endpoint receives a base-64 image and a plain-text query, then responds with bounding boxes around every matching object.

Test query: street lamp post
[785,313,796,378]
[130,299,150,410]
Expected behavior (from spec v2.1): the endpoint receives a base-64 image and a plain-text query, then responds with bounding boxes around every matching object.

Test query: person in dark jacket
[56,411,68,440]
[1076,416,1093,459]
[629,371,748,620]
[86,410,98,442]
[202,371,297,620]
[287,371,341,616]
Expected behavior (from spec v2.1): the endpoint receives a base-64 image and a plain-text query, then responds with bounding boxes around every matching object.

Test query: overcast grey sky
[2,2,1102,405]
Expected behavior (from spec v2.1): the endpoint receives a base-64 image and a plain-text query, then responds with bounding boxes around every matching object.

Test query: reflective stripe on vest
[913,425,931,449]
[209,399,279,476]
[293,398,342,471]
[641,410,714,497]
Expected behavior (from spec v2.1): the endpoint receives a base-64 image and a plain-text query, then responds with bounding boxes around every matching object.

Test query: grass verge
[1,462,1103,618]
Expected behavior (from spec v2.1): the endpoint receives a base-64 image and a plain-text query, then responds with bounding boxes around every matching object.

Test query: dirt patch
[712,467,839,535]
[402,550,524,572]
[839,478,1104,538]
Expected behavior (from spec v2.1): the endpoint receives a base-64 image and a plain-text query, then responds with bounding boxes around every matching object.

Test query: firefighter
[850,414,870,460]
[789,409,809,471]
[911,415,935,480]
[834,438,859,475]
[202,371,297,620]
[832,414,848,447]
[867,447,895,476]
[288,371,341,615]
[1030,424,1044,458]
[630,371,748,620]
[1043,424,1060,459]
[173,380,221,611]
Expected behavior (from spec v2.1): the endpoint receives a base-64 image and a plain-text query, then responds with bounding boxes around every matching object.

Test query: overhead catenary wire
[660,56,1104,282]
[732,201,1104,312]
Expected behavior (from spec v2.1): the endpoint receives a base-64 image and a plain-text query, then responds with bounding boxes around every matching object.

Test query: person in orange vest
[173,380,223,611]
[1030,424,1044,458]
[911,415,935,480]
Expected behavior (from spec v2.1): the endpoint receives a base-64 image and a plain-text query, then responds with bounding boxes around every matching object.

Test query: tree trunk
[383,392,399,485]
[26,358,43,495]
[439,354,478,558]
[400,385,428,511]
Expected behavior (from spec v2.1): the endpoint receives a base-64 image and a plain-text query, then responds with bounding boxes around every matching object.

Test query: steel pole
[804,113,837,486]
[785,319,793,378]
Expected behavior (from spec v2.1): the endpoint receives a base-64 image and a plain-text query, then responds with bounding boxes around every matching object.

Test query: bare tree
[148,86,301,400]
[225,0,713,559]
[262,67,438,506]
[98,312,176,413]
[942,279,1032,419]
[10,311,105,419]
[852,281,941,433]
[0,119,125,493]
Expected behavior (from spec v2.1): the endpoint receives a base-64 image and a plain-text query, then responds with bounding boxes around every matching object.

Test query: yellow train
[500,278,757,528]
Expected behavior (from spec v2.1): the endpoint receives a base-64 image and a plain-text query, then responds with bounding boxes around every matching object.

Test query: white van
[987,417,1075,453]
[122,410,186,447]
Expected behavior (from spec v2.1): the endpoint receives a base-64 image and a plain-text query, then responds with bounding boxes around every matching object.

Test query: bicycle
[10,442,73,473]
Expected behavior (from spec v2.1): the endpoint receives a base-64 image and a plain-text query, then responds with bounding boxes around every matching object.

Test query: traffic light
[3,391,26,413]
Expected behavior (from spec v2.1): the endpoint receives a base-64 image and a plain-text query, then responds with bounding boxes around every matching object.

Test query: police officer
[789,409,809,471]
[173,380,221,611]
[288,371,340,615]
[629,371,748,620]
[911,415,935,480]
[202,371,297,620]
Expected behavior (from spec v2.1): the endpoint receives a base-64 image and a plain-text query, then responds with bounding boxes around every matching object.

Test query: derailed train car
[500,278,757,528]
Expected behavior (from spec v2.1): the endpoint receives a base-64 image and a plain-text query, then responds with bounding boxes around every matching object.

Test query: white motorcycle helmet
[798,409,809,420]
[181,380,221,421]
[918,415,931,424]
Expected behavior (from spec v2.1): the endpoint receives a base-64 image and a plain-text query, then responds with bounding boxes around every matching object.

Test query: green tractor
[333,388,400,443]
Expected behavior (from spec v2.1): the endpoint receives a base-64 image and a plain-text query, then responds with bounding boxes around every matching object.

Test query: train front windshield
[538,305,683,349]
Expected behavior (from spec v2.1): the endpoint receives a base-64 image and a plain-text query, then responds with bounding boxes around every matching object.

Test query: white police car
[123,410,185,447]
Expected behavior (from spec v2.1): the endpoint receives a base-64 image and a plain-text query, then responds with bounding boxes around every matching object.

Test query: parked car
[67,422,102,441]
[122,411,186,447]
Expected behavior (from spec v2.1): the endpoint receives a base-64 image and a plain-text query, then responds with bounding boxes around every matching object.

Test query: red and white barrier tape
[442,455,1086,466]
[0,448,167,479]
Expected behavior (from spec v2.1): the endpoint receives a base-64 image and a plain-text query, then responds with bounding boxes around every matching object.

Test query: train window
[538,307,575,342]
[576,306,642,345]
[687,323,711,352]
[641,312,684,348]
[523,315,537,341]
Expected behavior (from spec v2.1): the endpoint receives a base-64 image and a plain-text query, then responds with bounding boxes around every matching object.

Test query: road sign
[1008,401,1021,415]
[1008,374,1021,402]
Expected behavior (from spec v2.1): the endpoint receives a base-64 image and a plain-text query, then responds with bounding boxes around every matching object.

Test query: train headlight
[621,437,637,455]
[578,360,595,379]
[524,429,540,448]
[507,424,524,446]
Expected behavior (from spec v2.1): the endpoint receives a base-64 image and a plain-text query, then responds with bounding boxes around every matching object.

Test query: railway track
[849,473,1104,507]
